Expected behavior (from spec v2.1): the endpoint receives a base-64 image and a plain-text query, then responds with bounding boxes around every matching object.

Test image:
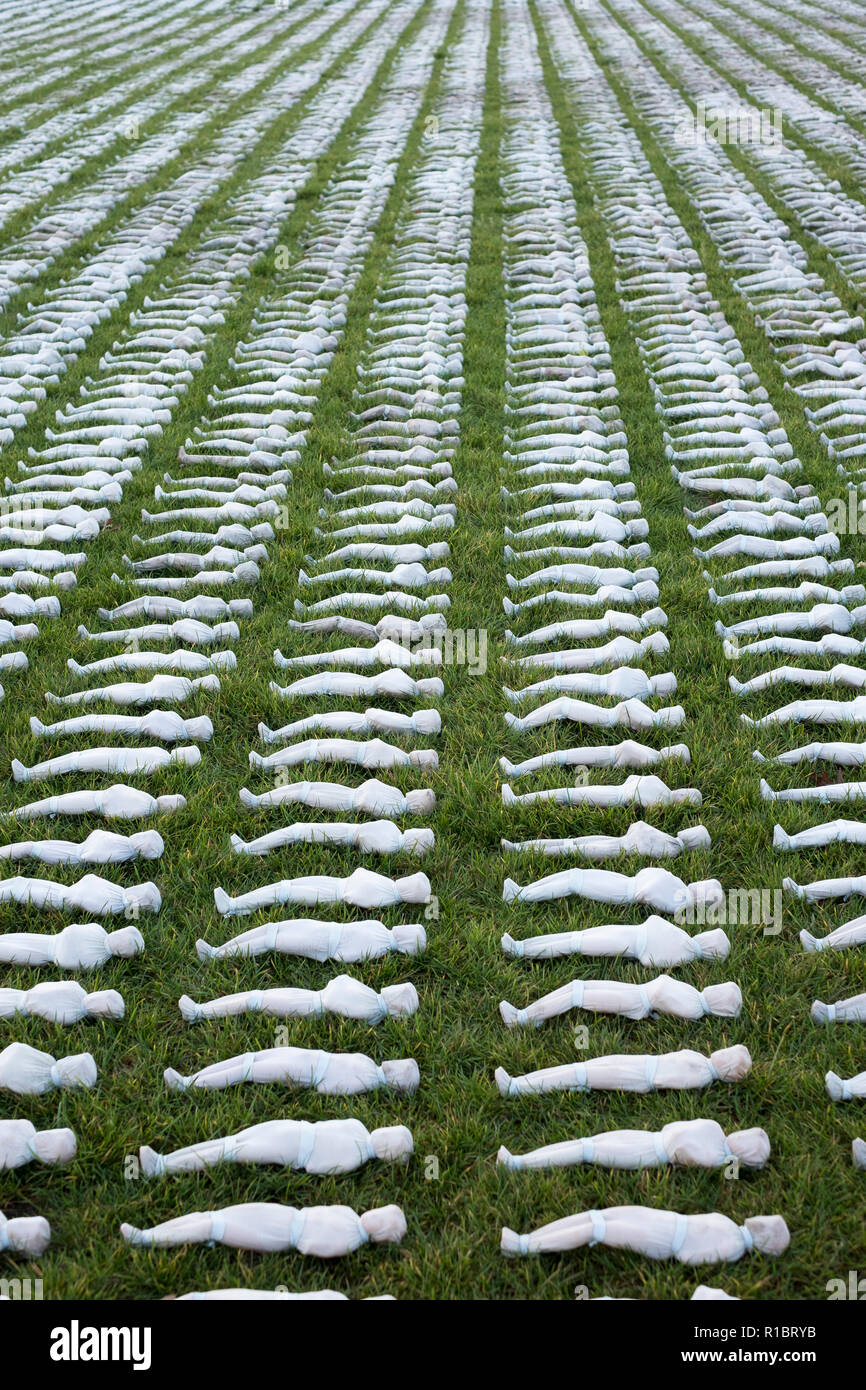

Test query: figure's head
[405,788,436,816]
[32,1127,77,1165]
[710,1044,752,1082]
[701,982,742,1018]
[370,1126,414,1164]
[380,983,419,1018]
[744,1215,790,1257]
[396,871,431,904]
[360,1205,407,1245]
[727,1127,771,1169]
[381,1059,420,1093]
[402,828,435,856]
[692,928,730,960]
[107,926,146,959]
[392,923,426,956]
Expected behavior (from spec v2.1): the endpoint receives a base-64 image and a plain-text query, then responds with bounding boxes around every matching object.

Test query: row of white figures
[3,0,194,113]
[200,0,490,950]
[115,1198,790,1266]
[496,3,704,901]
[487,2,765,1294]
[0,0,313,243]
[544,0,866,818]
[612,0,866,476]
[114,5,491,1286]
[0,0,366,600]
[535,0,863,1171]
[124,0,459,619]
[0,0,446,1277]
[0,0,435,941]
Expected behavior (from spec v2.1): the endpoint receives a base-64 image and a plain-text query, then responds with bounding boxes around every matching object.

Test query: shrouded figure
[139,1118,413,1176]
[164,1045,419,1096]
[121,1203,406,1256]
[499,974,742,1028]
[501,1206,789,1264]
[0,922,143,970]
[0,1119,76,1169]
[497,1119,769,1171]
[496,1045,752,1096]
[196,918,425,964]
[178,975,418,1024]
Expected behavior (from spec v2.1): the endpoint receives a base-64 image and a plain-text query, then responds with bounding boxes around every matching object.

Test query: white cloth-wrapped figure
[504,632,669,675]
[854,1139,866,1169]
[502,775,702,810]
[0,829,163,864]
[0,873,160,916]
[238,777,434,818]
[213,868,430,916]
[78,620,239,649]
[230,820,434,858]
[716,603,866,641]
[813,993,866,1024]
[30,711,213,743]
[258,708,441,742]
[0,1119,76,1169]
[775,820,866,851]
[733,665,866,698]
[756,741,866,771]
[121,1203,407,1257]
[164,1046,419,1096]
[501,916,729,968]
[502,695,684,732]
[504,609,664,648]
[196,919,425,964]
[11,745,200,782]
[801,913,866,953]
[139,1118,414,1177]
[0,1210,51,1257]
[44,674,220,707]
[0,981,124,1023]
[784,873,866,902]
[496,1045,752,1097]
[501,1206,789,1264]
[503,866,722,916]
[497,1119,769,1171]
[724,633,866,664]
[273,639,440,672]
[179,976,418,1024]
[501,823,710,860]
[0,922,144,970]
[66,650,235,678]
[98,597,252,623]
[763,779,866,806]
[248,737,437,772]
[499,975,742,1028]
[0,1042,97,1094]
[500,740,690,779]
[742,696,866,728]
[2,784,185,821]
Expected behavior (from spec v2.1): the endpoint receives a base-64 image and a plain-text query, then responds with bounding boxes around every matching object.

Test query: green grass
[1,0,865,1301]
